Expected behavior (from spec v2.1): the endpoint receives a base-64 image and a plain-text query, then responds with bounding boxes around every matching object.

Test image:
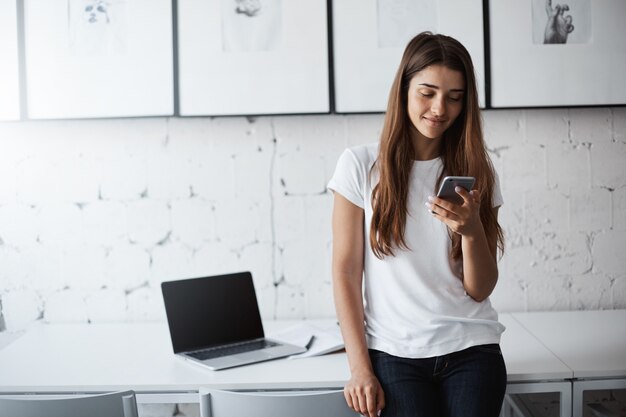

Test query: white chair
[0,390,138,417]
[199,388,361,417]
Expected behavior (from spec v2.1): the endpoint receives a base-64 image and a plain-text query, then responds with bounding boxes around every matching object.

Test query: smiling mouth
[423,117,446,126]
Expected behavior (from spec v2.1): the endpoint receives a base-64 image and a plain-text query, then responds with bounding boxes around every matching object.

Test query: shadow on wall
[0,298,6,332]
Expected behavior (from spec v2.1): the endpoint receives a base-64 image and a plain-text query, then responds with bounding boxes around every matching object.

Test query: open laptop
[161,272,306,370]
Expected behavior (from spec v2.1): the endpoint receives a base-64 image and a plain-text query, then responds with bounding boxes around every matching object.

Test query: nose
[431,96,446,117]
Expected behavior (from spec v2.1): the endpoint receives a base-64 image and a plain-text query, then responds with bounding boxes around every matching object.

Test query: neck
[410,129,442,161]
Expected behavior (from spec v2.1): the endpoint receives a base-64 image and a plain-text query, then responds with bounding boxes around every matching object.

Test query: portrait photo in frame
[23,0,174,119]
[177,0,330,116]
[489,0,626,107]
[0,0,21,121]
[332,0,487,113]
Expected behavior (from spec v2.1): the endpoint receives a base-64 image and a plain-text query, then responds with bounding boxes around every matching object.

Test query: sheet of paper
[287,323,344,359]
[268,322,345,358]
[268,324,314,349]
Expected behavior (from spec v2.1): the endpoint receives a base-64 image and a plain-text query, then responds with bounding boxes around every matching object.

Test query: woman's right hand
[344,370,385,417]
[332,192,382,415]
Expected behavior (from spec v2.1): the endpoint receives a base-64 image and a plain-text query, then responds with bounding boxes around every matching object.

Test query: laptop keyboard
[187,339,279,361]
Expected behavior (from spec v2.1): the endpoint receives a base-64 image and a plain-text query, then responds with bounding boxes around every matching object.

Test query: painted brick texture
[0,108,625,332]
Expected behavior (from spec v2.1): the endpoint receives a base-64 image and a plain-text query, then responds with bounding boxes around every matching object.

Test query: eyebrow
[419,83,465,93]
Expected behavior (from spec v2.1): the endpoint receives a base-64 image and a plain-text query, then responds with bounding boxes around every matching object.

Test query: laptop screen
[161,272,265,353]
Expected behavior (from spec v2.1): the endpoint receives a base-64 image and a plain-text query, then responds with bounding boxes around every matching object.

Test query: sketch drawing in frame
[531,0,591,45]
[23,0,174,119]
[490,0,626,107]
[178,0,329,116]
[221,0,282,52]
[376,0,437,48]
[68,0,129,57]
[332,0,486,113]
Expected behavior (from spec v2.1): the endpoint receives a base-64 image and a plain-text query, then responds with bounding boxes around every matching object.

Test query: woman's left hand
[426,187,482,237]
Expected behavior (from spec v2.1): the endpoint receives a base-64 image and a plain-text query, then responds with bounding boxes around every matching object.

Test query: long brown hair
[370,32,504,260]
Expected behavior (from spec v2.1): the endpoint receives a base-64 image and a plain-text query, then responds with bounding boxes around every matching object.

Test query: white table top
[0,321,350,393]
[0,311,617,394]
[511,309,626,379]
[499,314,572,382]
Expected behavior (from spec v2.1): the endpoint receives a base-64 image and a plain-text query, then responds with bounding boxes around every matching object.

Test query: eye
[420,92,434,98]
[448,96,463,102]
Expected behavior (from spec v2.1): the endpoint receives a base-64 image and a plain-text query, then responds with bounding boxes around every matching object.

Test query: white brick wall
[1,108,625,332]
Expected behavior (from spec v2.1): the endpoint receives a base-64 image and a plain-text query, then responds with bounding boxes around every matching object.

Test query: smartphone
[436,176,475,205]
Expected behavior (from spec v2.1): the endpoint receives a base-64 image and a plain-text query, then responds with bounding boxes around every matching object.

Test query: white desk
[511,310,626,379]
[0,314,567,394]
[0,311,624,417]
[0,322,352,393]
[500,314,572,382]
[500,314,574,417]
[511,310,626,417]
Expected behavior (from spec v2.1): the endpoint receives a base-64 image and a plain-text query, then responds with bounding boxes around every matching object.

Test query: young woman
[328,32,506,417]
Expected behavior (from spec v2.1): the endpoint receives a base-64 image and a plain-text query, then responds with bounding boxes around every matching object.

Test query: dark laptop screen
[161,272,265,353]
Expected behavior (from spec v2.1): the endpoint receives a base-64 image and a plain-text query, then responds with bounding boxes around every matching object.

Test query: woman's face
[406,64,465,141]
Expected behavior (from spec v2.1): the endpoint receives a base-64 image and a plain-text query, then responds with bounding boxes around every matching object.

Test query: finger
[348,390,362,414]
[545,0,553,15]
[454,186,473,204]
[554,4,564,18]
[356,391,368,415]
[429,205,460,226]
[427,199,462,221]
[431,207,455,220]
[469,189,481,204]
[377,388,386,415]
[426,201,446,218]
[366,388,378,417]
[344,389,354,411]
[427,195,456,213]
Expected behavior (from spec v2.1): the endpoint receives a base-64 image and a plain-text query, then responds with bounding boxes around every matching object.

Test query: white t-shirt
[327,143,505,358]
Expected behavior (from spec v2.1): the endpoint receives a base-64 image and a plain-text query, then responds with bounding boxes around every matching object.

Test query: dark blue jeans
[369,344,507,417]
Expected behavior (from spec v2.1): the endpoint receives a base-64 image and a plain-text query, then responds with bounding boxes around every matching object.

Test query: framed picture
[23,0,174,119]
[177,0,330,116]
[0,0,21,121]
[489,0,626,107]
[332,0,487,113]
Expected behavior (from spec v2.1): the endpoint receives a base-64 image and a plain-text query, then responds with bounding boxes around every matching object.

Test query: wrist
[461,226,485,242]
[350,363,375,377]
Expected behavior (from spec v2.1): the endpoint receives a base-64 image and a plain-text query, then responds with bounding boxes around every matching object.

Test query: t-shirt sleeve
[492,168,504,208]
[327,148,366,209]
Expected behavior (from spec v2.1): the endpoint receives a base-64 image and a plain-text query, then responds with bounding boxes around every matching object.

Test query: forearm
[333,273,373,375]
[461,226,498,302]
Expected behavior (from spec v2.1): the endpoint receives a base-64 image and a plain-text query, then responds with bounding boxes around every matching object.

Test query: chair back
[0,390,138,417]
[199,388,360,417]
